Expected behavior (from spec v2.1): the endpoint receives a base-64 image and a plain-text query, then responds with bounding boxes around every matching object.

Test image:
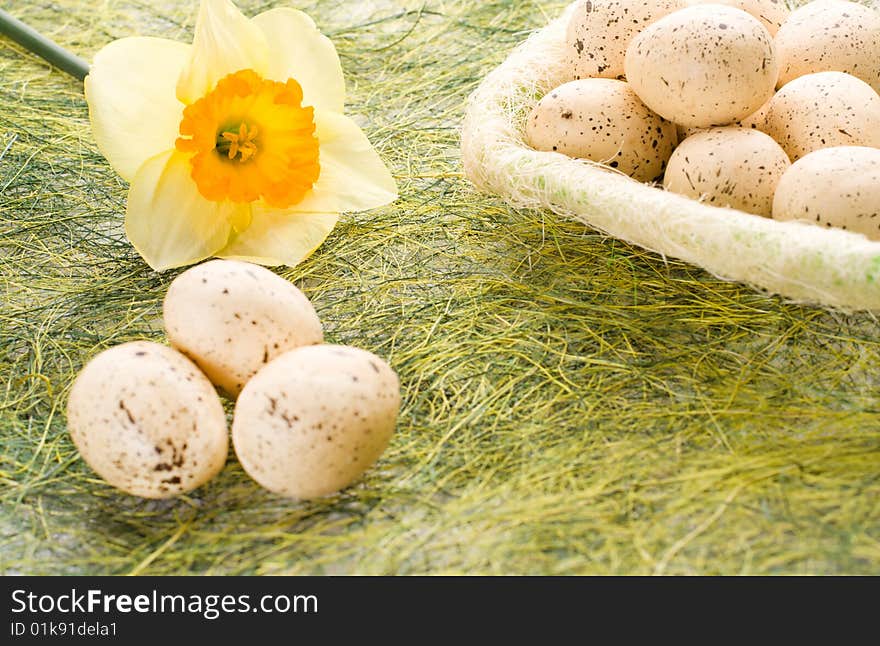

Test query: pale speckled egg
[164,259,323,398]
[762,71,880,161]
[774,0,880,94]
[663,127,790,217]
[773,146,880,239]
[232,345,401,500]
[66,342,228,499]
[525,78,677,182]
[564,0,687,81]
[689,0,790,36]
[625,5,779,128]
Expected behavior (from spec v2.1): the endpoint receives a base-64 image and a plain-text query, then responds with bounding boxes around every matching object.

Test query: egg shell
[525,78,677,182]
[675,123,705,141]
[774,0,880,94]
[689,0,790,36]
[738,97,773,131]
[773,146,880,240]
[564,0,687,81]
[66,342,228,499]
[664,127,790,217]
[164,259,323,398]
[678,94,773,140]
[232,345,401,500]
[625,5,779,128]
[762,71,880,162]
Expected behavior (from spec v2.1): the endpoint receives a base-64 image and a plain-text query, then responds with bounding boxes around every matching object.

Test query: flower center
[176,69,320,209]
[217,122,259,162]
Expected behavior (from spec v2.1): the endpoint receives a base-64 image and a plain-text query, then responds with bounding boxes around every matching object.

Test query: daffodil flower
[84,0,397,271]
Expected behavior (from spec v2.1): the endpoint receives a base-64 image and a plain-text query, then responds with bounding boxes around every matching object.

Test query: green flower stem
[0,8,89,81]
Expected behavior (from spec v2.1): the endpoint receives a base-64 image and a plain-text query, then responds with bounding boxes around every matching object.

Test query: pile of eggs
[526,0,880,238]
[66,260,401,500]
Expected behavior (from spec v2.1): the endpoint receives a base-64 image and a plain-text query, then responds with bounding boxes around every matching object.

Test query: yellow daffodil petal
[85,37,189,181]
[251,8,345,112]
[216,203,339,266]
[126,150,244,271]
[292,112,398,214]
[176,0,269,105]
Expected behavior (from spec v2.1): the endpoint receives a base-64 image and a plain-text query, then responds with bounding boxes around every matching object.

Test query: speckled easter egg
[762,71,880,161]
[664,127,790,216]
[773,146,880,239]
[164,259,323,398]
[66,342,229,499]
[525,78,677,182]
[774,0,880,93]
[564,0,687,80]
[232,345,401,500]
[689,0,790,35]
[625,5,779,128]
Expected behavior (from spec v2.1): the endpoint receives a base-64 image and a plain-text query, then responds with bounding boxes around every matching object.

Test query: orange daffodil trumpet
[85,0,397,271]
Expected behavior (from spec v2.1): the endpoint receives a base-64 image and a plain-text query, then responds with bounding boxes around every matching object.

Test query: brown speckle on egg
[690,0,789,36]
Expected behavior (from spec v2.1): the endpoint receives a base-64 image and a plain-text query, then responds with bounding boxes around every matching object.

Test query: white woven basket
[461,2,880,311]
